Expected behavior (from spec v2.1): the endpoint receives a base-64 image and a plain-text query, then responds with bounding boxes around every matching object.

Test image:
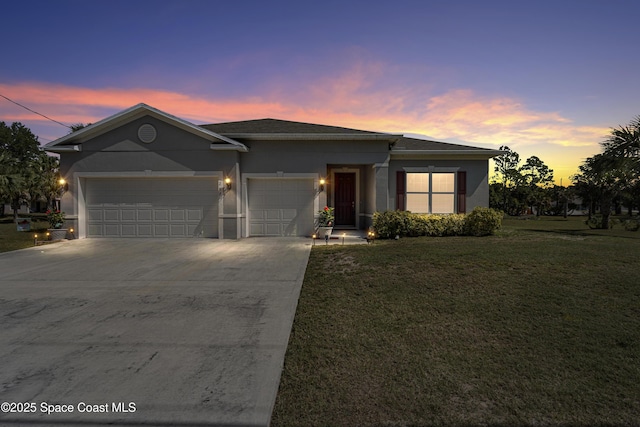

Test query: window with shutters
[405,172,456,214]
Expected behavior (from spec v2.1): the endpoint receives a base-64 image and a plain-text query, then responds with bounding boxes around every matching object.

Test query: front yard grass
[0,215,49,253]
[271,216,640,426]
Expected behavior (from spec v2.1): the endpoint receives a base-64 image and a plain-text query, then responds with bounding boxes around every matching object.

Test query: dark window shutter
[457,171,467,214]
[396,171,406,211]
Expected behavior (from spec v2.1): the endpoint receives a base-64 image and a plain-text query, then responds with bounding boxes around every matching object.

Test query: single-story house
[45,103,502,239]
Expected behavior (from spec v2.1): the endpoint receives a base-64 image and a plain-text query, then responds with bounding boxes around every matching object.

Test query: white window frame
[404,167,459,214]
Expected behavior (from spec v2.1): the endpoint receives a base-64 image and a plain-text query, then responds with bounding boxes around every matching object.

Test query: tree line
[491,116,640,228]
[0,121,62,220]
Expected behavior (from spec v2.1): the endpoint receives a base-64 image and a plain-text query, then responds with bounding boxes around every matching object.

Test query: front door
[334,172,356,226]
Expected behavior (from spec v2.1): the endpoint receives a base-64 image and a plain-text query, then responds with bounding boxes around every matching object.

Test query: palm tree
[29,153,62,210]
[0,151,25,218]
[573,116,640,228]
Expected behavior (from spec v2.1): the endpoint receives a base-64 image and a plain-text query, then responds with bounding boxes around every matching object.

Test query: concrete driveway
[0,238,311,426]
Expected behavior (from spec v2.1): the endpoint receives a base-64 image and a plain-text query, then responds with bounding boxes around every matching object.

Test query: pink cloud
[0,76,609,184]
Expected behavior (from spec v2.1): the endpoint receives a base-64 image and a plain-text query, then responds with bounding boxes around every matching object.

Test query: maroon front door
[334,172,356,226]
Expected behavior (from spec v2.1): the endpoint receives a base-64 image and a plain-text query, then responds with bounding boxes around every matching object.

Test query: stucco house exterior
[45,103,502,239]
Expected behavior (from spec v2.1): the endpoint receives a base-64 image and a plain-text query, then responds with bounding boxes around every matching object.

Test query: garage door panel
[138,225,153,237]
[282,209,298,221]
[121,209,136,221]
[154,224,170,237]
[187,209,202,221]
[86,178,218,238]
[266,224,281,236]
[104,209,119,222]
[88,224,103,236]
[265,209,281,220]
[138,209,152,221]
[171,210,185,221]
[87,209,103,221]
[248,179,314,237]
[104,224,120,236]
[250,210,265,220]
[121,224,137,236]
[154,209,169,221]
[170,224,186,236]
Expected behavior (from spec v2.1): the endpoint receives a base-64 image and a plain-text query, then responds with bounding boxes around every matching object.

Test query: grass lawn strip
[0,215,50,253]
[271,217,640,426]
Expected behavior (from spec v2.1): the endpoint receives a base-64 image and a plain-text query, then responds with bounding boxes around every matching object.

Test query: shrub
[372,208,501,238]
[372,211,412,239]
[623,218,640,232]
[464,207,503,236]
[416,214,466,237]
[585,215,619,230]
[46,210,66,229]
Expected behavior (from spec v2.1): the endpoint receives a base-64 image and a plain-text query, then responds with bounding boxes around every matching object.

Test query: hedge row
[372,207,503,238]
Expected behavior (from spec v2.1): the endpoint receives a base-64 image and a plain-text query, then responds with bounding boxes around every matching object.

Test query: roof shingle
[201,118,381,135]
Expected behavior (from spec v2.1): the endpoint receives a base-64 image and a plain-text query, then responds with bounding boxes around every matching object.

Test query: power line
[0,93,72,129]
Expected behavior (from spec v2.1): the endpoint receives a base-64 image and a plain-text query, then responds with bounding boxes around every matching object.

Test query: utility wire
[0,93,72,129]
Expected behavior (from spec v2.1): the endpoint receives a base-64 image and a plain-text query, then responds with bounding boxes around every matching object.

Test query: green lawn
[271,216,640,426]
[0,215,50,253]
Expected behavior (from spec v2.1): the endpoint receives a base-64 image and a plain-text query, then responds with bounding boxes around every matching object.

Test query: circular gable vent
[138,124,157,143]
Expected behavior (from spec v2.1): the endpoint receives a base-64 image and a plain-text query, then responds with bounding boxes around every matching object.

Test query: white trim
[403,166,460,173]
[46,145,82,153]
[74,171,219,178]
[210,143,248,152]
[392,150,503,160]
[74,171,221,239]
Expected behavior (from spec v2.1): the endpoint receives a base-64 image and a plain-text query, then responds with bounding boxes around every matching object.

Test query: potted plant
[46,209,68,240]
[317,206,334,239]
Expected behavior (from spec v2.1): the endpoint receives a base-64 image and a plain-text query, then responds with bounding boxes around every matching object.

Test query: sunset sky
[1,0,639,185]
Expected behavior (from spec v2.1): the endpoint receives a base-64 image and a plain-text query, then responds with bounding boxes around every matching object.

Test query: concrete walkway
[312,229,372,246]
[0,238,311,426]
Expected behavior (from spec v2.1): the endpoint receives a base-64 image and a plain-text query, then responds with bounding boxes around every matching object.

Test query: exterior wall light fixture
[367,230,376,244]
[224,177,232,190]
[319,178,326,192]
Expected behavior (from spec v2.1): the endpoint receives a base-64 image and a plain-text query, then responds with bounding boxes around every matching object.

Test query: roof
[45,103,248,153]
[43,104,502,157]
[394,136,492,151]
[202,119,501,157]
[201,118,401,141]
[392,136,504,159]
[201,118,381,135]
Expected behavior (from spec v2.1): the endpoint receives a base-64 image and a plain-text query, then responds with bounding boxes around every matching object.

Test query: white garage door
[248,179,314,236]
[85,177,218,238]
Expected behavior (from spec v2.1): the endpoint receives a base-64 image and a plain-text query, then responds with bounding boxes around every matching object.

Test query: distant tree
[0,121,61,220]
[520,156,554,216]
[491,147,555,216]
[0,151,24,217]
[573,116,640,228]
[547,184,575,217]
[573,154,622,228]
[603,115,640,215]
[30,153,61,210]
[492,146,522,213]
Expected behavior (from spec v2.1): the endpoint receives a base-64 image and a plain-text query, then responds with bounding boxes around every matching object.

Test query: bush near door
[373,207,502,238]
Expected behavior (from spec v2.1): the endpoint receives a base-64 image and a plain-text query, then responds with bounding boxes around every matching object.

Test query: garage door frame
[75,171,223,239]
[242,173,320,237]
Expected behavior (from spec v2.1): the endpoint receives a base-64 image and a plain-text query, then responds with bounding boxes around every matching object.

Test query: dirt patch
[322,254,360,274]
